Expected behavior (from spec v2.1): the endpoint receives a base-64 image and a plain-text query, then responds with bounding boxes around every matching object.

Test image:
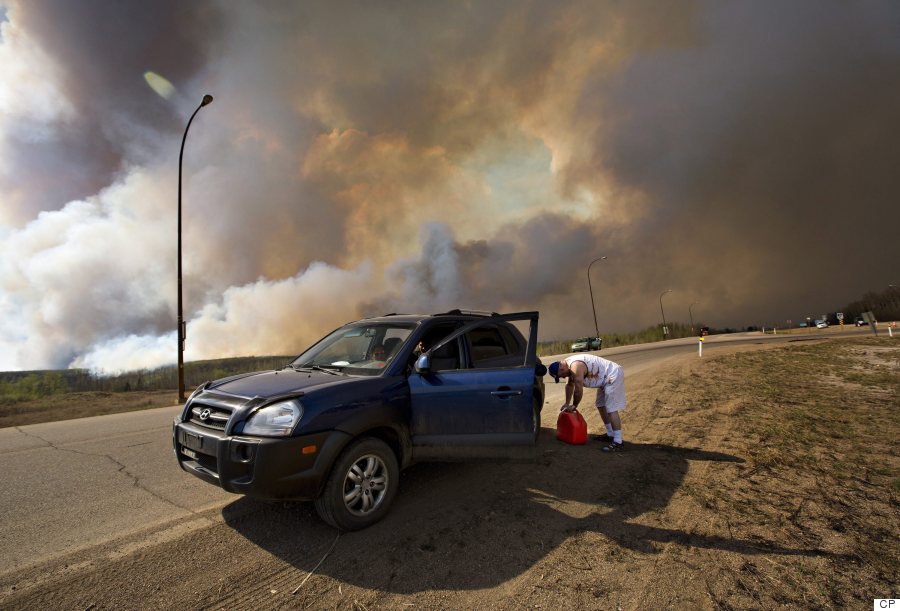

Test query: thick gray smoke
[1,0,898,372]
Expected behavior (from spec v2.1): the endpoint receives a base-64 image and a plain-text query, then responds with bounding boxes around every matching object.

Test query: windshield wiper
[290,363,342,375]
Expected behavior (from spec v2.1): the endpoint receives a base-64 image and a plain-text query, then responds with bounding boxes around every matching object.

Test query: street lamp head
[201,94,214,106]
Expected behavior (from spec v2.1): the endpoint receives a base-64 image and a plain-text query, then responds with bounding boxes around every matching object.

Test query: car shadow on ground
[222,429,834,593]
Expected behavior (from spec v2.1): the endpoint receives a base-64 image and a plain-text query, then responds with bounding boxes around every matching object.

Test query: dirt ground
[2,338,897,609]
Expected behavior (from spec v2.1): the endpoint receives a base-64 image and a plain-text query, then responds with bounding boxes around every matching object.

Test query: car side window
[414,323,462,372]
[466,324,523,369]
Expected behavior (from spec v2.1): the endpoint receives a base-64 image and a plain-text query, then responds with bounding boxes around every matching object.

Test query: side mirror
[414,353,430,374]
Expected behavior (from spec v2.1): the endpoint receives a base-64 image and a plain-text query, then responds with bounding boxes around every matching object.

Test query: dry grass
[0,390,178,428]
[679,337,900,607]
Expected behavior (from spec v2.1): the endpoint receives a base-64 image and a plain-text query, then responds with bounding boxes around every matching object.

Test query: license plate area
[182,447,198,460]
[180,430,205,452]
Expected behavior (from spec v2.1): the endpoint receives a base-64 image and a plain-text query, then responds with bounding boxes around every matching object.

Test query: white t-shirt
[565,354,620,388]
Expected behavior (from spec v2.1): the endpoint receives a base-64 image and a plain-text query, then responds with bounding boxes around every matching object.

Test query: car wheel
[314,437,399,531]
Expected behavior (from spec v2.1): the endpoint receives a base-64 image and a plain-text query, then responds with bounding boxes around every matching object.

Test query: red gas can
[556,410,588,445]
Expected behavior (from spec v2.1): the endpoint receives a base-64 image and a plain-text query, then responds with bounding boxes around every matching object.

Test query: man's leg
[595,394,614,441]
[607,410,622,437]
[601,369,626,451]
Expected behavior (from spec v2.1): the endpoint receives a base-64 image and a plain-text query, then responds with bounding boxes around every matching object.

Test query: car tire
[314,437,399,531]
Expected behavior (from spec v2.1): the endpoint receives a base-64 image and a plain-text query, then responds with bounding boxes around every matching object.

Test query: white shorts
[594,365,626,413]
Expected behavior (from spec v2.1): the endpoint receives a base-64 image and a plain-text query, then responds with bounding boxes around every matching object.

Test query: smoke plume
[1,0,898,372]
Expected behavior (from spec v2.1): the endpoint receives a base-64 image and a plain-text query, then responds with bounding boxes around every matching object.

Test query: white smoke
[0,167,176,370]
[69,260,378,373]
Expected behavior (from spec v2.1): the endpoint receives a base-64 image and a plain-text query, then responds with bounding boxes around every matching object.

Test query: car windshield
[290,323,414,376]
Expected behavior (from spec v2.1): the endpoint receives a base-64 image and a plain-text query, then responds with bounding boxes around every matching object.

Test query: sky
[1,0,898,373]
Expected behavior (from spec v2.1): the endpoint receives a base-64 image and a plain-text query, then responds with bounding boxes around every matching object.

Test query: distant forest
[0,356,292,403]
[838,286,900,322]
[2,323,712,402]
[3,286,896,403]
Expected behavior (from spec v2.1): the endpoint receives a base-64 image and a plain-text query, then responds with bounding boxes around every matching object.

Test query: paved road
[0,326,876,575]
[546,325,877,377]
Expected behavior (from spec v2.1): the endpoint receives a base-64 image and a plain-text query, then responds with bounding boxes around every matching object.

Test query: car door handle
[491,389,523,397]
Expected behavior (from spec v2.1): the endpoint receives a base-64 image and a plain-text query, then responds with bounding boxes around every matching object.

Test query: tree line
[838,286,900,323]
[0,356,292,403]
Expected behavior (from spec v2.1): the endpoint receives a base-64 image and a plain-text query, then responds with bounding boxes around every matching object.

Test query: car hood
[207,369,349,399]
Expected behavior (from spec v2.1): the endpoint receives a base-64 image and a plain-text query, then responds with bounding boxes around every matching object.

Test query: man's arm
[571,377,584,407]
[569,363,585,407]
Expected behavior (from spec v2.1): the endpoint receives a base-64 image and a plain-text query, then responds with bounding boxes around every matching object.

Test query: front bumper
[173,420,351,501]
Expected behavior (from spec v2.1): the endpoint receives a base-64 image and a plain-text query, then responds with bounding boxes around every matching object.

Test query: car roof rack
[435,308,499,317]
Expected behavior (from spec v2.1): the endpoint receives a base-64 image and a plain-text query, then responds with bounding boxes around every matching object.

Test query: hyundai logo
[200,408,212,421]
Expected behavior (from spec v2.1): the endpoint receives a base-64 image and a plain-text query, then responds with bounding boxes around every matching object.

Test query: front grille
[188,396,237,430]
[194,452,218,474]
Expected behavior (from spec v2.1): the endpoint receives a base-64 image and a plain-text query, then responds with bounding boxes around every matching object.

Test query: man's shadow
[222,430,831,593]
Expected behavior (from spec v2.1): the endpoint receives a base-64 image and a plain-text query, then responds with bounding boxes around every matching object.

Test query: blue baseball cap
[548,361,561,383]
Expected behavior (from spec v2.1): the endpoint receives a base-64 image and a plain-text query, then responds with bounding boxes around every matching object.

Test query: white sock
[605,423,614,436]
[613,429,622,444]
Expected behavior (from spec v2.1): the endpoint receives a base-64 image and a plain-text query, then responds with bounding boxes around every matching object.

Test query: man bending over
[548,354,626,452]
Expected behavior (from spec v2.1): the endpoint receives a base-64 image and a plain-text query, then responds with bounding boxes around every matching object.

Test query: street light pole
[587,256,607,339]
[178,94,213,403]
[689,301,698,335]
[659,289,672,340]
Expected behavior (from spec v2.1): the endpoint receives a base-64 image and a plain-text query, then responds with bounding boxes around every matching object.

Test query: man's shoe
[593,433,614,442]
[602,442,624,452]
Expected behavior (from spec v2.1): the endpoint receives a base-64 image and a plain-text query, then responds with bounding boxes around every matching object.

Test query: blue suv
[173,310,545,530]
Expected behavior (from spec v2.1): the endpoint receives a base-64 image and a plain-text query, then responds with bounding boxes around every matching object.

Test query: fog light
[235,444,254,462]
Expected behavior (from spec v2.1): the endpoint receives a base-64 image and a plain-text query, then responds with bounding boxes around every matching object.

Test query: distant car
[815,320,828,329]
[799,323,808,328]
[855,317,868,326]
[699,327,710,337]
[571,336,602,351]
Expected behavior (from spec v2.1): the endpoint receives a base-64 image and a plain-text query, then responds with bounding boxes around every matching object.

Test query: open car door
[408,312,540,461]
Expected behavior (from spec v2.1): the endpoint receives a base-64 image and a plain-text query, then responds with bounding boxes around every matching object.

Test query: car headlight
[242,400,303,437]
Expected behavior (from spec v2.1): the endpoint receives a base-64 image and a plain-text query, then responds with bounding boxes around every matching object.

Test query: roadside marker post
[699,336,703,357]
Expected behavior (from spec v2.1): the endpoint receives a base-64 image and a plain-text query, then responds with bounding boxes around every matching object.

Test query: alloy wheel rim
[342,453,389,516]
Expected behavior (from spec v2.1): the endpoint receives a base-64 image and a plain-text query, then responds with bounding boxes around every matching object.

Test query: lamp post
[659,289,672,340]
[178,94,213,403]
[587,256,607,339]
[689,301,698,335]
